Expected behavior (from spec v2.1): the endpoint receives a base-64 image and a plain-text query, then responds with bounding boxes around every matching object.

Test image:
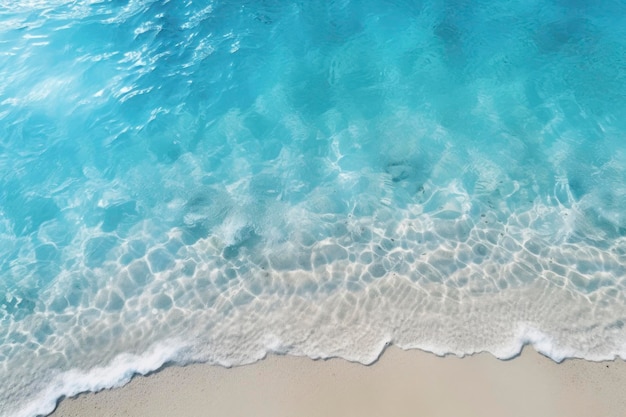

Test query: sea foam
[14,340,185,417]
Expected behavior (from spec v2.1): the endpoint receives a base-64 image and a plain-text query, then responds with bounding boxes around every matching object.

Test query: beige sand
[51,346,626,417]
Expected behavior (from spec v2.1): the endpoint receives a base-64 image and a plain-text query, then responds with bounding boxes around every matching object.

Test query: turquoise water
[2,1,626,415]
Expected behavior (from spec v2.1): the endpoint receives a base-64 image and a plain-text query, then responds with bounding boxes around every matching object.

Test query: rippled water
[2,1,626,416]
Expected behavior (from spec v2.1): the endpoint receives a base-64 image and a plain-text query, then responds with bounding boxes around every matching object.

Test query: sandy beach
[51,346,626,417]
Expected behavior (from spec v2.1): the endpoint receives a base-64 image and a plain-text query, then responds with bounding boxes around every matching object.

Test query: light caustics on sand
[1,1,626,416]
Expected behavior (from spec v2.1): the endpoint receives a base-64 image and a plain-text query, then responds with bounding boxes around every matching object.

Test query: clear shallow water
[1,0,626,415]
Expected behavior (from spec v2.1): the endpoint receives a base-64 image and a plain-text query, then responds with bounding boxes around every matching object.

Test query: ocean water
[1,0,626,415]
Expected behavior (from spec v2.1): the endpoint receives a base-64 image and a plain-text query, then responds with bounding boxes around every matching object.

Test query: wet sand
[51,346,626,417]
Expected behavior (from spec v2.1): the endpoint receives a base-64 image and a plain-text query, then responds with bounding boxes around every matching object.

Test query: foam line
[12,340,186,417]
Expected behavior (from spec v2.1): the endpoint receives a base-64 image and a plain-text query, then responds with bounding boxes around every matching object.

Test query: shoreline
[51,346,626,417]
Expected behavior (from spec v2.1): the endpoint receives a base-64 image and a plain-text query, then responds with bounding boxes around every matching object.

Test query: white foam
[510,325,573,363]
[11,339,186,417]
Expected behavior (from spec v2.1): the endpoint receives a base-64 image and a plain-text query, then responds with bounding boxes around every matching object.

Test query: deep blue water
[2,1,626,416]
